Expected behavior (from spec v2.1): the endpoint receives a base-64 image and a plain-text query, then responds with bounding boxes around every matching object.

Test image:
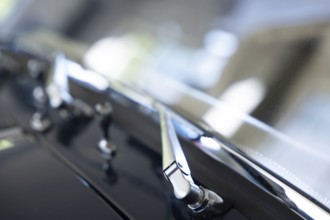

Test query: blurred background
[1,0,330,210]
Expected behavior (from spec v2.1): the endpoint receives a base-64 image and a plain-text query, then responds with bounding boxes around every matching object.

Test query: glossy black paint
[0,75,193,220]
[0,130,122,220]
[69,81,304,220]
[0,61,302,219]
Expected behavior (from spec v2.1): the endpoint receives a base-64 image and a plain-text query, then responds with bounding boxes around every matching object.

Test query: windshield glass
[81,1,330,209]
[4,0,330,210]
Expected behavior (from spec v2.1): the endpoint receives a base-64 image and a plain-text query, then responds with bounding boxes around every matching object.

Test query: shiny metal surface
[28,58,52,132]
[156,102,229,217]
[60,54,330,219]
[193,135,330,220]
[58,55,230,216]
[3,1,330,218]
[95,101,116,159]
[0,66,170,220]
[74,3,330,210]
[46,53,73,108]
[53,52,330,219]
[1,40,329,219]
[30,111,52,132]
[156,103,191,177]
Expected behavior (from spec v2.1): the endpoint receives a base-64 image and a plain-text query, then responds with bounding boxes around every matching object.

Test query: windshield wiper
[155,103,231,217]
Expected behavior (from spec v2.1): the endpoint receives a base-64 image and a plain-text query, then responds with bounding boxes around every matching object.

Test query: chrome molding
[63,57,330,219]
[1,42,330,219]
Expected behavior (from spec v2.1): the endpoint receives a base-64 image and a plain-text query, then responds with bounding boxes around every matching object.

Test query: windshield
[3,0,330,210]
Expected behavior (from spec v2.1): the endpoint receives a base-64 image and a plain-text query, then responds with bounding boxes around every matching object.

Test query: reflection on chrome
[195,136,330,220]
[155,102,229,215]
[66,60,109,91]
[47,53,73,108]
[2,43,329,219]
[64,61,330,219]
[198,136,221,151]
[143,71,330,209]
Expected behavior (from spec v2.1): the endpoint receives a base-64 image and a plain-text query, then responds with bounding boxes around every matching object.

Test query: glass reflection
[204,78,265,137]
[83,15,330,209]
[5,0,330,211]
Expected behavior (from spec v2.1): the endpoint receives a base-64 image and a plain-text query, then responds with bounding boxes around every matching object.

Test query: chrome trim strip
[64,58,330,219]
[2,45,329,219]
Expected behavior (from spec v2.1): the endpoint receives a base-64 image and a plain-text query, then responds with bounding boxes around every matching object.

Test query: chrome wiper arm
[46,53,73,109]
[157,103,198,202]
[155,103,231,216]
[159,103,191,178]
[46,54,93,117]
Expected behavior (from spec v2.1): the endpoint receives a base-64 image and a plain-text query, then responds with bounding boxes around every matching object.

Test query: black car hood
[0,126,122,220]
